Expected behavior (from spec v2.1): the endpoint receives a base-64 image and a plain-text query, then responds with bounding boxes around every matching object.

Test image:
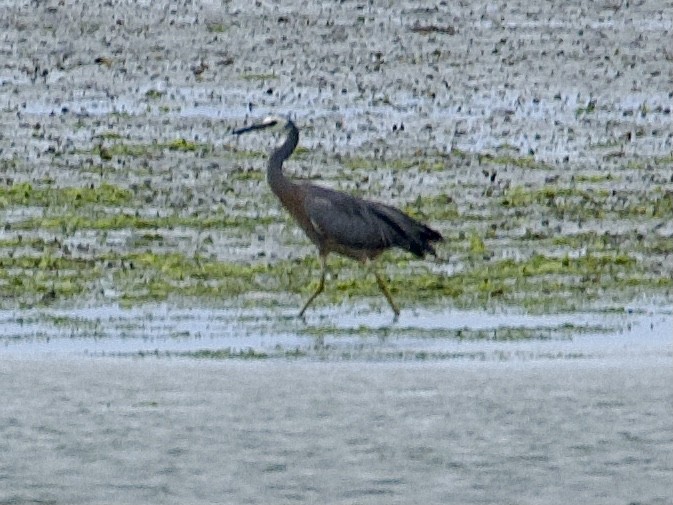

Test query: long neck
[267,121,299,197]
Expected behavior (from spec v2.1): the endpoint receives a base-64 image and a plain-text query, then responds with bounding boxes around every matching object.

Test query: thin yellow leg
[368,261,400,317]
[298,256,327,317]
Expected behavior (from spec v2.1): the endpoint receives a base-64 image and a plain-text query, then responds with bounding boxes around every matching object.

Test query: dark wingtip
[427,227,444,243]
[414,226,443,258]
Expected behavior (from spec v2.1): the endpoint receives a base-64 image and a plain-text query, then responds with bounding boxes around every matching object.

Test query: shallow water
[2,303,670,365]
[2,305,672,503]
[2,354,671,505]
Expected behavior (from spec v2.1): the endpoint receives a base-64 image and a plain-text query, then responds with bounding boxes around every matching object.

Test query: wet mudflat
[1,0,673,503]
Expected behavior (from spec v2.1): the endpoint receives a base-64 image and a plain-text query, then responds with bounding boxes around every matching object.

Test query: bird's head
[232,115,292,135]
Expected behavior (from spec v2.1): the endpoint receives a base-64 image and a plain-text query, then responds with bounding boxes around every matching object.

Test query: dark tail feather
[415,223,443,257]
[405,221,442,257]
[372,204,443,258]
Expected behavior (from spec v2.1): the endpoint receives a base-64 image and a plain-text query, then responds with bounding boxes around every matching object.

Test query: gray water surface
[1,356,671,505]
[1,305,671,505]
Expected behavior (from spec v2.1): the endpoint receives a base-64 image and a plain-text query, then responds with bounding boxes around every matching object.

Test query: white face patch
[262,115,284,129]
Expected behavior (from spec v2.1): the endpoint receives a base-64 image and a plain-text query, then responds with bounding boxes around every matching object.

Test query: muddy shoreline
[1,0,672,318]
[1,1,672,502]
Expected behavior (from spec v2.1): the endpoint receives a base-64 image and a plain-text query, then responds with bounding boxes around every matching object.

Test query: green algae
[374,251,659,311]
[107,346,308,360]
[501,184,673,219]
[86,138,211,158]
[10,211,276,232]
[206,23,227,33]
[478,153,552,170]
[574,173,615,183]
[0,182,132,208]
[501,185,603,208]
[164,138,203,152]
[299,322,613,341]
[0,254,99,307]
[0,142,670,314]
[404,194,460,221]
[144,89,165,99]
[341,155,445,173]
[177,348,270,359]
[0,236,54,250]
[0,214,665,312]
[94,131,124,140]
[240,72,277,81]
[0,249,272,307]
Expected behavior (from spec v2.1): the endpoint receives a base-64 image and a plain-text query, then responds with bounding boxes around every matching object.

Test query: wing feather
[305,189,392,252]
[303,185,442,258]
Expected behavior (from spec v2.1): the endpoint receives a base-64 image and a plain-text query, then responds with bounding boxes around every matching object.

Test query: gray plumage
[233,115,443,317]
[303,185,441,259]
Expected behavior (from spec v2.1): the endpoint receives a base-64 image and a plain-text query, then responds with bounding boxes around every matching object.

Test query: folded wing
[304,185,442,258]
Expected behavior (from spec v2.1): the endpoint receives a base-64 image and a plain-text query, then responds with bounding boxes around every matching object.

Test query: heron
[232,115,443,317]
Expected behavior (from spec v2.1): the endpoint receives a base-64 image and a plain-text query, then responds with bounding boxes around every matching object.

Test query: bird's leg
[366,260,401,317]
[298,255,327,318]
[375,272,401,317]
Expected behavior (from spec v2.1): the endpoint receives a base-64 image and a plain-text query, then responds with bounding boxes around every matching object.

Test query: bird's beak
[232,121,277,135]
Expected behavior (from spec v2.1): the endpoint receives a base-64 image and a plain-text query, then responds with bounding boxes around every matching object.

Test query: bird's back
[300,184,443,260]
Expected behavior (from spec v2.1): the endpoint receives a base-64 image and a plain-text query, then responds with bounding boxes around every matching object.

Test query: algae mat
[1,0,671,330]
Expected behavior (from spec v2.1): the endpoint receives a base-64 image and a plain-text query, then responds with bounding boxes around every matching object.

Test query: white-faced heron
[233,115,443,317]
